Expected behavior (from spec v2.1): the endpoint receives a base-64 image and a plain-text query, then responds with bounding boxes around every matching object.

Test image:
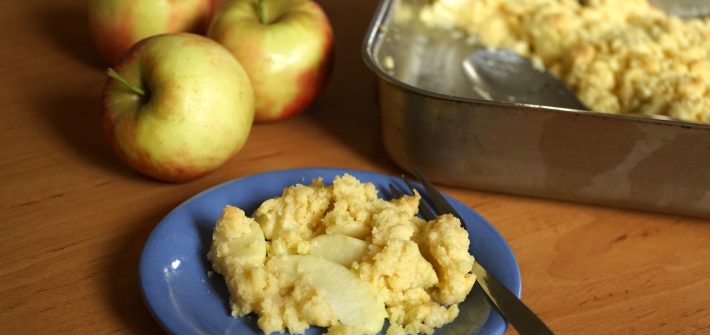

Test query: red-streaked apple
[101,33,254,182]
[87,0,213,64]
[208,0,334,122]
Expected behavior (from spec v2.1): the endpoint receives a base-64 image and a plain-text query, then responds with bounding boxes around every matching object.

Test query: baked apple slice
[308,234,368,267]
[208,205,267,274]
[267,255,386,334]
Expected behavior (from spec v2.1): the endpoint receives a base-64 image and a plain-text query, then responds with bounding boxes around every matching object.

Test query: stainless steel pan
[362,0,710,218]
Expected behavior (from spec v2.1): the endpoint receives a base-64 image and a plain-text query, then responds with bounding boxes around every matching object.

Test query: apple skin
[88,0,214,64]
[101,33,255,182]
[208,0,334,122]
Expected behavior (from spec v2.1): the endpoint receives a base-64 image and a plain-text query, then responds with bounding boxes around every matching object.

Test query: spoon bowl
[462,49,587,110]
[648,0,709,19]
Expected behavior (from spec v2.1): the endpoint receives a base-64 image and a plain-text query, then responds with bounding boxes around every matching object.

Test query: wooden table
[2,0,710,334]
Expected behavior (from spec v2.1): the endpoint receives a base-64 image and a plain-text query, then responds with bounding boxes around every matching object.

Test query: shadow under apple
[35,0,105,68]
[305,0,395,170]
[34,83,139,179]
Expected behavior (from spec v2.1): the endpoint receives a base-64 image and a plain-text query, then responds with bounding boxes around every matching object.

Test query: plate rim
[139,167,522,335]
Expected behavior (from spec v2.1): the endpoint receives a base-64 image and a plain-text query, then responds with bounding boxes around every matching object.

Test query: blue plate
[139,168,521,335]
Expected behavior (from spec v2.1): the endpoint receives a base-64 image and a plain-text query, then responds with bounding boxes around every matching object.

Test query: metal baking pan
[362,0,710,218]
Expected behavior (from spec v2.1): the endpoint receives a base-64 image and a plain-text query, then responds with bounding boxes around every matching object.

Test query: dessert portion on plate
[421,0,710,123]
[208,174,475,335]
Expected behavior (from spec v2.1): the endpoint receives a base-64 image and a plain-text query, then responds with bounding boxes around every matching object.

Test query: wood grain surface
[1,0,709,334]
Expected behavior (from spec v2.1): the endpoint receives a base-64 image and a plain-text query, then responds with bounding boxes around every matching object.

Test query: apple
[87,0,214,64]
[101,33,254,182]
[209,0,231,14]
[208,0,334,122]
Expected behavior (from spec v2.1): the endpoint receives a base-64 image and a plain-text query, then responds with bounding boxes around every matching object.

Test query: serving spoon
[462,0,708,110]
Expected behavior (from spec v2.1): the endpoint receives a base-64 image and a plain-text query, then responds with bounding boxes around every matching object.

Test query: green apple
[101,33,254,182]
[208,0,334,122]
[87,0,214,64]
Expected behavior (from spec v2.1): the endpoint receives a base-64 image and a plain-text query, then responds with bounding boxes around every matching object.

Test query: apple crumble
[421,0,710,123]
[208,174,475,335]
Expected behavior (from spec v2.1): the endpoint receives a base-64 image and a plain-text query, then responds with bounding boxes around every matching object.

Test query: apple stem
[256,0,267,24]
[107,68,146,97]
